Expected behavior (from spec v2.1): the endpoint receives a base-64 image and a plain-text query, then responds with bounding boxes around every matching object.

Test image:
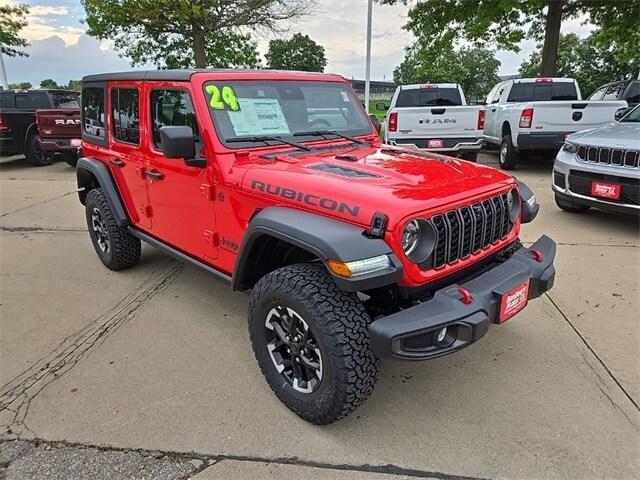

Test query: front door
[107,82,151,229]
[144,85,217,259]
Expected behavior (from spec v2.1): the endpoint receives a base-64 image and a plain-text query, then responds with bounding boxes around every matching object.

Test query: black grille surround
[576,144,639,169]
[424,192,513,270]
[568,170,640,205]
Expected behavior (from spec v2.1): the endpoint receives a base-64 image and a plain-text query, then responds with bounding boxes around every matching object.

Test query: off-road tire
[25,135,53,167]
[499,134,518,170]
[554,193,590,213]
[248,263,379,424]
[85,188,141,270]
[459,151,478,162]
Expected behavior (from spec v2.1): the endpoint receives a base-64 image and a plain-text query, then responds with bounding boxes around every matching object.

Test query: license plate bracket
[427,139,444,148]
[70,138,82,147]
[498,278,530,323]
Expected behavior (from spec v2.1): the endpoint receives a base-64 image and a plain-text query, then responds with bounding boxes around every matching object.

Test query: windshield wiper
[293,130,366,145]
[226,135,310,151]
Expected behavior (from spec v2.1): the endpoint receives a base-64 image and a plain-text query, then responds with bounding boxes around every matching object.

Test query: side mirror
[614,108,627,121]
[369,114,382,135]
[375,102,388,111]
[159,126,205,168]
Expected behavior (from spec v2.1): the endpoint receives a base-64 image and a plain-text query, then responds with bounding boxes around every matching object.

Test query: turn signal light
[388,112,398,132]
[477,110,486,130]
[326,255,391,278]
[519,108,534,128]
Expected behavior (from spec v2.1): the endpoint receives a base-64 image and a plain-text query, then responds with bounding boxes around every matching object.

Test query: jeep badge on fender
[76,69,556,424]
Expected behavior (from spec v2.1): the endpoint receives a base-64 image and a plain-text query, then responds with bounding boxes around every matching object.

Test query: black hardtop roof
[0,89,78,94]
[82,68,340,83]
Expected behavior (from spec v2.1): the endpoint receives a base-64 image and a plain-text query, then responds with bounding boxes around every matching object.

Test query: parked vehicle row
[0,89,82,166]
[75,69,555,424]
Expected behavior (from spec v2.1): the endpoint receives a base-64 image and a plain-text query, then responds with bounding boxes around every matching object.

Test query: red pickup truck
[76,69,556,424]
[0,89,81,166]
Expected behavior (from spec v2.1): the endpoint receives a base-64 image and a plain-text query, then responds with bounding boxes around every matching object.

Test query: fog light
[436,327,447,344]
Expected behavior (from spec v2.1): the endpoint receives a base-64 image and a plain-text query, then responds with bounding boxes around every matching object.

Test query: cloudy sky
[4,0,593,87]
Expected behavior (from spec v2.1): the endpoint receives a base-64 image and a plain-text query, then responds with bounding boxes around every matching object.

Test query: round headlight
[401,219,437,264]
[402,220,420,255]
[507,188,521,223]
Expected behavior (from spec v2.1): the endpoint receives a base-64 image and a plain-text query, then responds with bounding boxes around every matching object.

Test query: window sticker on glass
[205,85,240,111]
[340,91,350,102]
[228,98,290,136]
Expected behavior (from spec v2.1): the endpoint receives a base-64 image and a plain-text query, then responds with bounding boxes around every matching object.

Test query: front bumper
[388,137,483,153]
[369,235,556,360]
[553,149,640,213]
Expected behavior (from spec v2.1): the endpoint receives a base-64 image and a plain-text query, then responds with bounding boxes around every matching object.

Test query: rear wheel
[25,135,53,167]
[248,263,379,424]
[85,188,141,270]
[555,193,590,213]
[499,135,518,170]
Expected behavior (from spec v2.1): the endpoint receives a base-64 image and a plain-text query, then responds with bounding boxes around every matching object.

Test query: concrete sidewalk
[1,154,638,479]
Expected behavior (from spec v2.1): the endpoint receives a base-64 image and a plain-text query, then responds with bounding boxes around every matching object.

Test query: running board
[127,227,232,285]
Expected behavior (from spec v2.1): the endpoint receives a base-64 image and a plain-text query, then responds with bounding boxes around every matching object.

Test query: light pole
[364,0,373,113]
[0,47,9,90]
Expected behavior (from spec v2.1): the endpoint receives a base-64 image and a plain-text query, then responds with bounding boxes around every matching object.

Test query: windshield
[51,91,80,109]
[204,80,372,147]
[396,87,462,107]
[620,105,640,122]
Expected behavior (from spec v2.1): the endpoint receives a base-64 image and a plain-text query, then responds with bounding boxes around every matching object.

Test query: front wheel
[499,135,518,170]
[248,263,379,424]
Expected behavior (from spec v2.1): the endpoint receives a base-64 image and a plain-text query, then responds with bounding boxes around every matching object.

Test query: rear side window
[396,87,462,107]
[150,89,199,148]
[14,92,50,109]
[507,82,578,102]
[111,88,140,145]
[51,91,80,109]
[624,81,640,104]
[588,86,607,100]
[603,83,625,100]
[82,87,106,139]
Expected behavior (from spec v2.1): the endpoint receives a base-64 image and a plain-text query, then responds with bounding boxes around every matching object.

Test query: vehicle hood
[241,145,515,229]
[568,122,640,149]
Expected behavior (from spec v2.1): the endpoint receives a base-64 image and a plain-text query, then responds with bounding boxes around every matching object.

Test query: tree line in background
[3,0,639,99]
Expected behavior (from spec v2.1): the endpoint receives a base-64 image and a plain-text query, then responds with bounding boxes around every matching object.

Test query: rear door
[144,84,217,259]
[106,82,152,229]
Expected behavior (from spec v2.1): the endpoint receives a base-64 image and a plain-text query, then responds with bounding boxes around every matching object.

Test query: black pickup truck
[0,89,81,166]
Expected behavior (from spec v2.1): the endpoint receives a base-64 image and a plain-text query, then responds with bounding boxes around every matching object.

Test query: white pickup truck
[483,77,628,169]
[383,83,484,161]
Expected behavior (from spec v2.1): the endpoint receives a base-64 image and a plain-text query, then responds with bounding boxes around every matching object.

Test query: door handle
[110,158,125,168]
[144,169,164,181]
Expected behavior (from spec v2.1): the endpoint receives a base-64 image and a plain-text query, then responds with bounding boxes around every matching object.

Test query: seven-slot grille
[428,192,511,269]
[576,144,639,169]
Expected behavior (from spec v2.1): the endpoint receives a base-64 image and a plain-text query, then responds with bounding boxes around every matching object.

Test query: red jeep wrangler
[76,70,556,424]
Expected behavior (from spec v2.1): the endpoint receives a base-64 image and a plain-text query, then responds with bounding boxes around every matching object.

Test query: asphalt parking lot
[1,152,639,479]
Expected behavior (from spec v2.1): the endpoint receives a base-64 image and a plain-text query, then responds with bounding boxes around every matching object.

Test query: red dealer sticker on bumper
[591,181,621,200]
[427,139,444,148]
[499,279,530,323]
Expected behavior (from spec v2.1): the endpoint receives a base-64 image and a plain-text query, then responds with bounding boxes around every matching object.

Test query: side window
[111,88,140,145]
[82,87,106,138]
[624,82,640,104]
[588,86,607,100]
[490,84,504,103]
[15,92,49,109]
[150,89,199,149]
[603,83,624,100]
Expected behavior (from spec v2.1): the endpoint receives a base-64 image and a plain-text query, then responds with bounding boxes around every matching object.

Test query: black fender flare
[24,123,37,149]
[76,157,130,226]
[232,207,402,292]
[517,180,539,224]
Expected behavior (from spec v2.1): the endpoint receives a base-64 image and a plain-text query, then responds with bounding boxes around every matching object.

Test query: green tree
[394,44,501,100]
[380,0,640,77]
[0,4,30,57]
[265,33,327,72]
[40,78,60,89]
[519,33,640,96]
[8,82,32,89]
[65,80,82,91]
[81,0,315,69]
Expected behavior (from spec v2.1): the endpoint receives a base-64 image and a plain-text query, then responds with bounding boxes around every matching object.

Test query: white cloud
[29,6,69,16]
